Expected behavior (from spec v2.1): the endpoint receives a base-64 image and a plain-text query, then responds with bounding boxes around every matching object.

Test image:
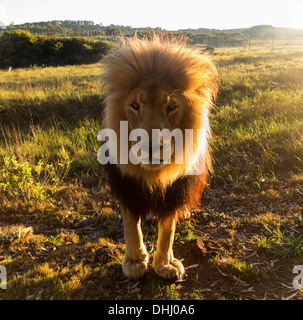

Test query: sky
[1,0,303,30]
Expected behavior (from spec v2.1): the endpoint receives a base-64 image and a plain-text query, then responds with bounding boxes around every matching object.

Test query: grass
[253,222,303,261]
[0,47,303,300]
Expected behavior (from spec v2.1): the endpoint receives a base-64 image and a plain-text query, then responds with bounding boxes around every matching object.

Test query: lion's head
[101,36,218,189]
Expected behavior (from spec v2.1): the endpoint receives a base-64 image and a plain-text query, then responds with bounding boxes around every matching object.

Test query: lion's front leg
[121,207,148,280]
[152,217,185,280]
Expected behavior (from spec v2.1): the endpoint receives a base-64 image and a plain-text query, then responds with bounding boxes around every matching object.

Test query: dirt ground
[2,166,302,300]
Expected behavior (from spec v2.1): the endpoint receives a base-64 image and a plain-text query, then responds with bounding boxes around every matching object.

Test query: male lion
[101,36,218,280]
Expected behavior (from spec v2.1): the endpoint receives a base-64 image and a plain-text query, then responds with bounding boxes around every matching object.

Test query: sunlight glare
[293,5,303,29]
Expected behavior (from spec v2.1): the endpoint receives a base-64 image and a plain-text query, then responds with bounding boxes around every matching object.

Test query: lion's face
[124,84,187,170]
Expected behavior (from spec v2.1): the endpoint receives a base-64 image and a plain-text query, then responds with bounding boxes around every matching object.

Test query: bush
[0,30,114,68]
[0,156,61,203]
[0,30,37,68]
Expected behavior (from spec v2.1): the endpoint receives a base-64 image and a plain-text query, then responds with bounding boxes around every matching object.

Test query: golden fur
[101,36,218,280]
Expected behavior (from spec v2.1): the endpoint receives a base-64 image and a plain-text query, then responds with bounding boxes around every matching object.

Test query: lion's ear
[101,48,141,90]
[177,53,218,103]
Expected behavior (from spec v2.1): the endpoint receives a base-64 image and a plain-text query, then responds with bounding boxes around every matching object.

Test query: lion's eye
[130,102,140,112]
[166,105,178,114]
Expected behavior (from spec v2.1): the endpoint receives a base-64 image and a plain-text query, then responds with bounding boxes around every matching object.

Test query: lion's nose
[149,138,164,159]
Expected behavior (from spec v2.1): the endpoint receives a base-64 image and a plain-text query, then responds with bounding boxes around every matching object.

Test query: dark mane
[104,164,208,221]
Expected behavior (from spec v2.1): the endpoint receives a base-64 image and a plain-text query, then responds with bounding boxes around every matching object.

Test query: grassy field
[0,47,303,300]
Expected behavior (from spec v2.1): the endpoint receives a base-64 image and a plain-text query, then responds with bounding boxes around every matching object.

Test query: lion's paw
[153,258,185,280]
[122,257,148,280]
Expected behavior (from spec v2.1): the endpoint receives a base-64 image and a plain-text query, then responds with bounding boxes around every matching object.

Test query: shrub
[0,30,114,68]
[0,156,61,203]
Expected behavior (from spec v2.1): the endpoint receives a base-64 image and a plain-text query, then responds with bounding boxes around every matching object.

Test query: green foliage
[0,156,61,203]
[6,20,104,37]
[0,30,37,68]
[0,30,114,68]
[253,223,303,260]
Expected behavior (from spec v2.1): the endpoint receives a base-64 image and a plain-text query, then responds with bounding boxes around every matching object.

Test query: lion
[100,36,218,280]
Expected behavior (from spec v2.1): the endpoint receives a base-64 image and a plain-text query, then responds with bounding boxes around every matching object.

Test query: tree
[0,30,37,67]
[105,27,123,36]
[244,25,275,39]
[0,30,114,68]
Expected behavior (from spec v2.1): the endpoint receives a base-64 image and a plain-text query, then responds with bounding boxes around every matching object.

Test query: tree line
[2,21,287,47]
[0,30,114,68]
[3,20,158,37]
